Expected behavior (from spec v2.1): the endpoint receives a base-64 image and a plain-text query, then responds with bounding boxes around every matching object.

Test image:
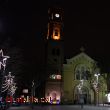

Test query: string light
[2,72,17,96]
[92,73,100,93]
[0,49,17,97]
[0,49,10,70]
[77,80,84,94]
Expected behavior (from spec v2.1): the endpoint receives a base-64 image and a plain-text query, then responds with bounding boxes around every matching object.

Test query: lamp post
[31,80,35,110]
[94,73,100,105]
[94,73,100,84]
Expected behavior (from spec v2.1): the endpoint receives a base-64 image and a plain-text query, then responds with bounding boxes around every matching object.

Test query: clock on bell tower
[47,7,63,40]
[45,7,64,103]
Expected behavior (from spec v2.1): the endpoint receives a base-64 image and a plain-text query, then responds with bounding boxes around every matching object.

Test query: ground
[7,105,110,110]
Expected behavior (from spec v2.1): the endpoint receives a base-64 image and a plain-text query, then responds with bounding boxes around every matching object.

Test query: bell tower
[47,7,63,40]
[45,7,64,103]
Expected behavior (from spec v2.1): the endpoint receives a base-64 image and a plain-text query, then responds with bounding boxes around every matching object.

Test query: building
[45,7,107,104]
[45,7,63,103]
[63,50,107,104]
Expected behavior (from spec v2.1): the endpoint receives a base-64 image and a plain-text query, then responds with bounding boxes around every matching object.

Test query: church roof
[66,52,97,64]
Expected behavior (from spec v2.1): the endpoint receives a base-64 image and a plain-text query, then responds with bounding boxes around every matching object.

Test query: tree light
[2,72,17,96]
[0,49,10,70]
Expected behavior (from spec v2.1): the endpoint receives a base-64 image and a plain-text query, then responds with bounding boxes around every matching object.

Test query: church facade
[45,7,107,104]
[63,51,107,104]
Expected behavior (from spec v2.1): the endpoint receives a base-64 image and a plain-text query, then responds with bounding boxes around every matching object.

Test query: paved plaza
[7,105,110,110]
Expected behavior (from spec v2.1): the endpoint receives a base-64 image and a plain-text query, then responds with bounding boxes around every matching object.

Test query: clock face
[55,13,60,18]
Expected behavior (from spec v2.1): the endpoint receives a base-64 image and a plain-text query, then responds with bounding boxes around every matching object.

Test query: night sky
[0,0,110,89]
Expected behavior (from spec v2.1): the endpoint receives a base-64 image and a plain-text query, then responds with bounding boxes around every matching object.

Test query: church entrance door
[74,86,89,104]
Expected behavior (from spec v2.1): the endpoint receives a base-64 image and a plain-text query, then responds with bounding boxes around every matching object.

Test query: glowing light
[53,28,60,40]
[106,93,110,102]
[23,89,28,93]
[50,74,61,80]
[2,72,17,96]
[94,73,100,83]
[46,91,61,104]
[77,80,84,94]
[56,75,61,79]
[49,96,60,104]
[53,35,60,40]
[50,74,56,79]
[55,13,60,18]
[50,99,60,104]
[0,49,10,70]
[92,73,100,92]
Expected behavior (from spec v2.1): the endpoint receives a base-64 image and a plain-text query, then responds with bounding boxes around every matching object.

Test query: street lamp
[31,80,35,97]
[31,80,35,110]
[94,73,100,84]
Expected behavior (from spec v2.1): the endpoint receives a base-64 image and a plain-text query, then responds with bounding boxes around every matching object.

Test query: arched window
[54,29,58,36]
[75,64,90,80]
[75,70,80,80]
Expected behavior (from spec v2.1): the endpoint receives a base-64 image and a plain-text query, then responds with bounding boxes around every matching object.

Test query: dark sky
[0,0,110,74]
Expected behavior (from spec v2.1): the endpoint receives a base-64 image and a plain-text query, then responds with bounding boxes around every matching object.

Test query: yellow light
[52,100,57,104]
[53,35,60,40]
[52,28,60,40]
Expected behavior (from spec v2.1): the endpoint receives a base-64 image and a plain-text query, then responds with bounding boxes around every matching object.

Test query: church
[45,7,107,104]
[62,50,107,104]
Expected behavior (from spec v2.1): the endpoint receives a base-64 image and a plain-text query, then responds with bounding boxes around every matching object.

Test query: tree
[2,72,17,96]
[0,37,24,96]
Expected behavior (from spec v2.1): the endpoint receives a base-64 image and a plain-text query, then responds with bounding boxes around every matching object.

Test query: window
[50,74,61,80]
[54,29,58,36]
[75,70,80,80]
[53,29,60,40]
[75,65,90,80]
[56,75,61,79]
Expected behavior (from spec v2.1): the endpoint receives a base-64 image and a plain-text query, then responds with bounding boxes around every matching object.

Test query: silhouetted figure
[80,97,84,109]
